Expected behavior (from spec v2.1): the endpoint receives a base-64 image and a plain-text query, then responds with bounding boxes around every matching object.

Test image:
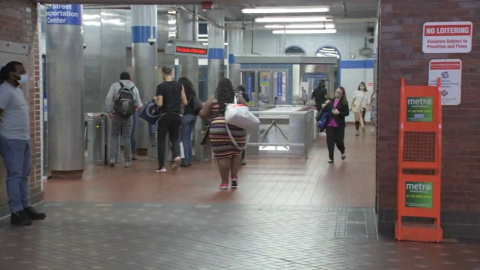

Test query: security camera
[147,38,156,45]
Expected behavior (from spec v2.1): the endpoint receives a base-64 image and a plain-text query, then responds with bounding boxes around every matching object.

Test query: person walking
[178,76,199,167]
[105,72,142,168]
[199,78,247,189]
[322,87,349,163]
[0,61,46,226]
[350,82,370,136]
[154,66,188,173]
[370,92,377,132]
[311,80,328,112]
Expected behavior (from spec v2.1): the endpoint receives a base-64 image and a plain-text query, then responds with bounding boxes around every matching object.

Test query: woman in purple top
[321,87,350,163]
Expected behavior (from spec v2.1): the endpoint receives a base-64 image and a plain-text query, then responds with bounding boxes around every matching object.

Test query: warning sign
[428,59,462,106]
[422,21,472,53]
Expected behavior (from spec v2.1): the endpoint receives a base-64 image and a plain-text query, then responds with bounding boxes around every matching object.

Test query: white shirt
[353,90,369,108]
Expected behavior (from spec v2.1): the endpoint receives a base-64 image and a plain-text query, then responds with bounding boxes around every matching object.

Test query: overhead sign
[422,21,472,53]
[46,4,82,25]
[428,59,462,106]
[175,46,208,56]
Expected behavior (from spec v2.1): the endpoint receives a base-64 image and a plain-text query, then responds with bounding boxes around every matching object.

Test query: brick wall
[0,0,43,215]
[377,0,480,238]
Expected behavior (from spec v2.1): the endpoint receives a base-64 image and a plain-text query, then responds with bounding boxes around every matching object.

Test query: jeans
[109,115,133,162]
[0,138,31,213]
[181,114,197,165]
[157,113,182,168]
[131,111,138,155]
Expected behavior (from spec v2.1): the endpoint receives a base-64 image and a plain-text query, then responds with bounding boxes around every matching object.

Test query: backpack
[114,82,135,118]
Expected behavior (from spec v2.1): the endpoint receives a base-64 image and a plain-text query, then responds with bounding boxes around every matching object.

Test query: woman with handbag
[350,82,370,136]
[178,77,201,167]
[199,78,247,189]
[322,87,349,163]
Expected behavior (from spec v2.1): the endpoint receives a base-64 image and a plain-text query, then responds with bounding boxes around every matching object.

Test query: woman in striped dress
[199,78,247,189]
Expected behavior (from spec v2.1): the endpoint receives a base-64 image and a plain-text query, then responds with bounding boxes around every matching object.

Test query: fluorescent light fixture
[224,43,228,45]
[243,6,329,14]
[168,20,176,25]
[255,17,331,23]
[198,34,208,37]
[167,10,176,15]
[265,23,335,29]
[202,42,208,46]
[272,29,337,34]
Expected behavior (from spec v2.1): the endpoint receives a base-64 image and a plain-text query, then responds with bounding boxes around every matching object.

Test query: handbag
[200,122,210,145]
[190,94,203,113]
[352,92,366,113]
[225,95,260,131]
[139,99,162,125]
[317,110,329,130]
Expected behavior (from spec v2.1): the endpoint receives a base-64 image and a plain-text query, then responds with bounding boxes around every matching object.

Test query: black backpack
[113,82,135,118]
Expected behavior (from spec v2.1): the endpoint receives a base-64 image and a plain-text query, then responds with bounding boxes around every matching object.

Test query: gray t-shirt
[0,82,30,140]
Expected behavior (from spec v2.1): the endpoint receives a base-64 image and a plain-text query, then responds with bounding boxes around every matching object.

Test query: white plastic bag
[225,96,260,131]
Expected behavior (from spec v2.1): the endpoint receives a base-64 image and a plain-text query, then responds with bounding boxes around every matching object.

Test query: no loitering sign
[422,21,472,53]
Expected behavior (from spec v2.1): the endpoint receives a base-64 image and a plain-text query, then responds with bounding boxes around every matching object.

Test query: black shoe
[231,179,238,188]
[24,207,46,220]
[10,210,32,226]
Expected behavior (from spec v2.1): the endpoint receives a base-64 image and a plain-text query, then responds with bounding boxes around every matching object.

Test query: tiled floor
[1,128,479,269]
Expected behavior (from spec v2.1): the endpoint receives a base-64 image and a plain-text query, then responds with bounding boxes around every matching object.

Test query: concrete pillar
[207,9,225,97]
[131,5,158,153]
[46,4,85,178]
[228,25,244,87]
[177,7,198,92]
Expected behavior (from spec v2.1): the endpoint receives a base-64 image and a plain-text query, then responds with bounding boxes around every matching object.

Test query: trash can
[86,113,106,164]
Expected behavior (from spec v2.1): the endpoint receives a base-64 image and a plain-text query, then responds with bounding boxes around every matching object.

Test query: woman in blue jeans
[178,77,201,167]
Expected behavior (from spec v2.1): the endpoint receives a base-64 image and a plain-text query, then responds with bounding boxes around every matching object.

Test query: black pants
[157,113,182,168]
[326,126,345,160]
[355,109,366,130]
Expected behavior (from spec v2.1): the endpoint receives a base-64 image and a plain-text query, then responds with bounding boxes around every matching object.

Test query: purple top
[327,99,340,127]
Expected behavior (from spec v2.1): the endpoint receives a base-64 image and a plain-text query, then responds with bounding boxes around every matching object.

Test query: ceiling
[37,0,379,23]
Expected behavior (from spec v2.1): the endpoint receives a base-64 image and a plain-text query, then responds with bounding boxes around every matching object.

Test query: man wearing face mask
[0,61,46,226]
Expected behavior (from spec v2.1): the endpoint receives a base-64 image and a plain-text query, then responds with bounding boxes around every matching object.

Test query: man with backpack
[105,72,142,168]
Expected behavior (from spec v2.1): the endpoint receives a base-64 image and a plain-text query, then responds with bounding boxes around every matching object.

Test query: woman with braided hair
[199,78,247,189]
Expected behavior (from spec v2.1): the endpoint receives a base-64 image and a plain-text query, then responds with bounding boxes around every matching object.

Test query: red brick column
[378,0,480,238]
[0,1,43,214]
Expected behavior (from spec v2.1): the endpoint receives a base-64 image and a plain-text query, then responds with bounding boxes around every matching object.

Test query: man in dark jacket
[311,79,328,112]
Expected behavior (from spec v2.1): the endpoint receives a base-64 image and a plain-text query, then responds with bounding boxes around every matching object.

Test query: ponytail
[0,61,23,84]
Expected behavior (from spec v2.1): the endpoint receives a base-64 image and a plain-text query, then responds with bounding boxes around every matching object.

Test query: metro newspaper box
[395,78,443,242]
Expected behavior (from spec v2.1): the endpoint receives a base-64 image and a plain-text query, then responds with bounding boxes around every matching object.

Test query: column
[207,9,225,97]
[131,5,158,154]
[227,25,244,87]
[177,7,198,92]
[46,4,85,178]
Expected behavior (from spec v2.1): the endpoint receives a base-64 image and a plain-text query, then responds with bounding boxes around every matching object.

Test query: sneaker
[328,159,334,164]
[10,210,32,226]
[219,183,229,189]
[355,131,359,136]
[231,179,238,188]
[108,158,115,167]
[341,152,346,160]
[24,207,46,220]
[155,168,167,173]
[171,156,181,172]
[124,161,131,168]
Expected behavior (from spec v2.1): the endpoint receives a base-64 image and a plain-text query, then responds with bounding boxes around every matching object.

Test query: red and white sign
[428,59,462,106]
[422,21,472,53]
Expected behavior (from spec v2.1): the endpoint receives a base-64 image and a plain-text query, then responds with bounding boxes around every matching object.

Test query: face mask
[335,92,342,98]
[360,85,365,90]
[16,74,29,84]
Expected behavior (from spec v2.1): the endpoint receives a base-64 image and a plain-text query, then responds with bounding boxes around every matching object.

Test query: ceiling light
[255,17,331,23]
[242,6,329,14]
[265,23,335,29]
[167,10,176,15]
[168,20,176,25]
[202,42,208,46]
[272,29,337,34]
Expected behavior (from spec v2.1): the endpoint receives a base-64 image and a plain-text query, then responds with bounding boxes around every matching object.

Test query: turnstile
[86,113,106,164]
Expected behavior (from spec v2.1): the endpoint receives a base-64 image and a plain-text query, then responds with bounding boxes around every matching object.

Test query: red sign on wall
[422,21,473,53]
[175,46,208,55]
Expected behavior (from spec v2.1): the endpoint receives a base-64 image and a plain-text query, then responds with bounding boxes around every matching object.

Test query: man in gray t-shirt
[0,61,46,226]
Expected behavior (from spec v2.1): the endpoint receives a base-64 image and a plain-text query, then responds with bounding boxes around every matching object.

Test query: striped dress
[208,99,246,158]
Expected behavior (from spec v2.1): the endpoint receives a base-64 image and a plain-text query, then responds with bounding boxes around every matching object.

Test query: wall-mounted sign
[46,4,82,25]
[428,59,462,106]
[422,21,472,53]
[259,72,269,87]
[277,72,283,97]
[405,181,433,209]
[175,46,208,56]
[407,97,433,122]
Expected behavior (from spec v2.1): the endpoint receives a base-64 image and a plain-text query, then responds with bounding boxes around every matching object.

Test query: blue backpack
[317,110,329,130]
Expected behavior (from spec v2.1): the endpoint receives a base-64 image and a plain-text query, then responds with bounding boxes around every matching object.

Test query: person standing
[199,78,247,189]
[301,87,308,105]
[0,61,46,226]
[350,82,370,136]
[178,77,199,167]
[154,66,188,173]
[322,87,349,163]
[105,72,142,168]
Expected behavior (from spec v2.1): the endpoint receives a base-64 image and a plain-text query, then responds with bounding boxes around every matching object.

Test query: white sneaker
[155,168,167,173]
[171,157,181,172]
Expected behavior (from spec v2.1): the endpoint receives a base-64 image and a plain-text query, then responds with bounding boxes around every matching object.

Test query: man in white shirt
[0,61,46,226]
